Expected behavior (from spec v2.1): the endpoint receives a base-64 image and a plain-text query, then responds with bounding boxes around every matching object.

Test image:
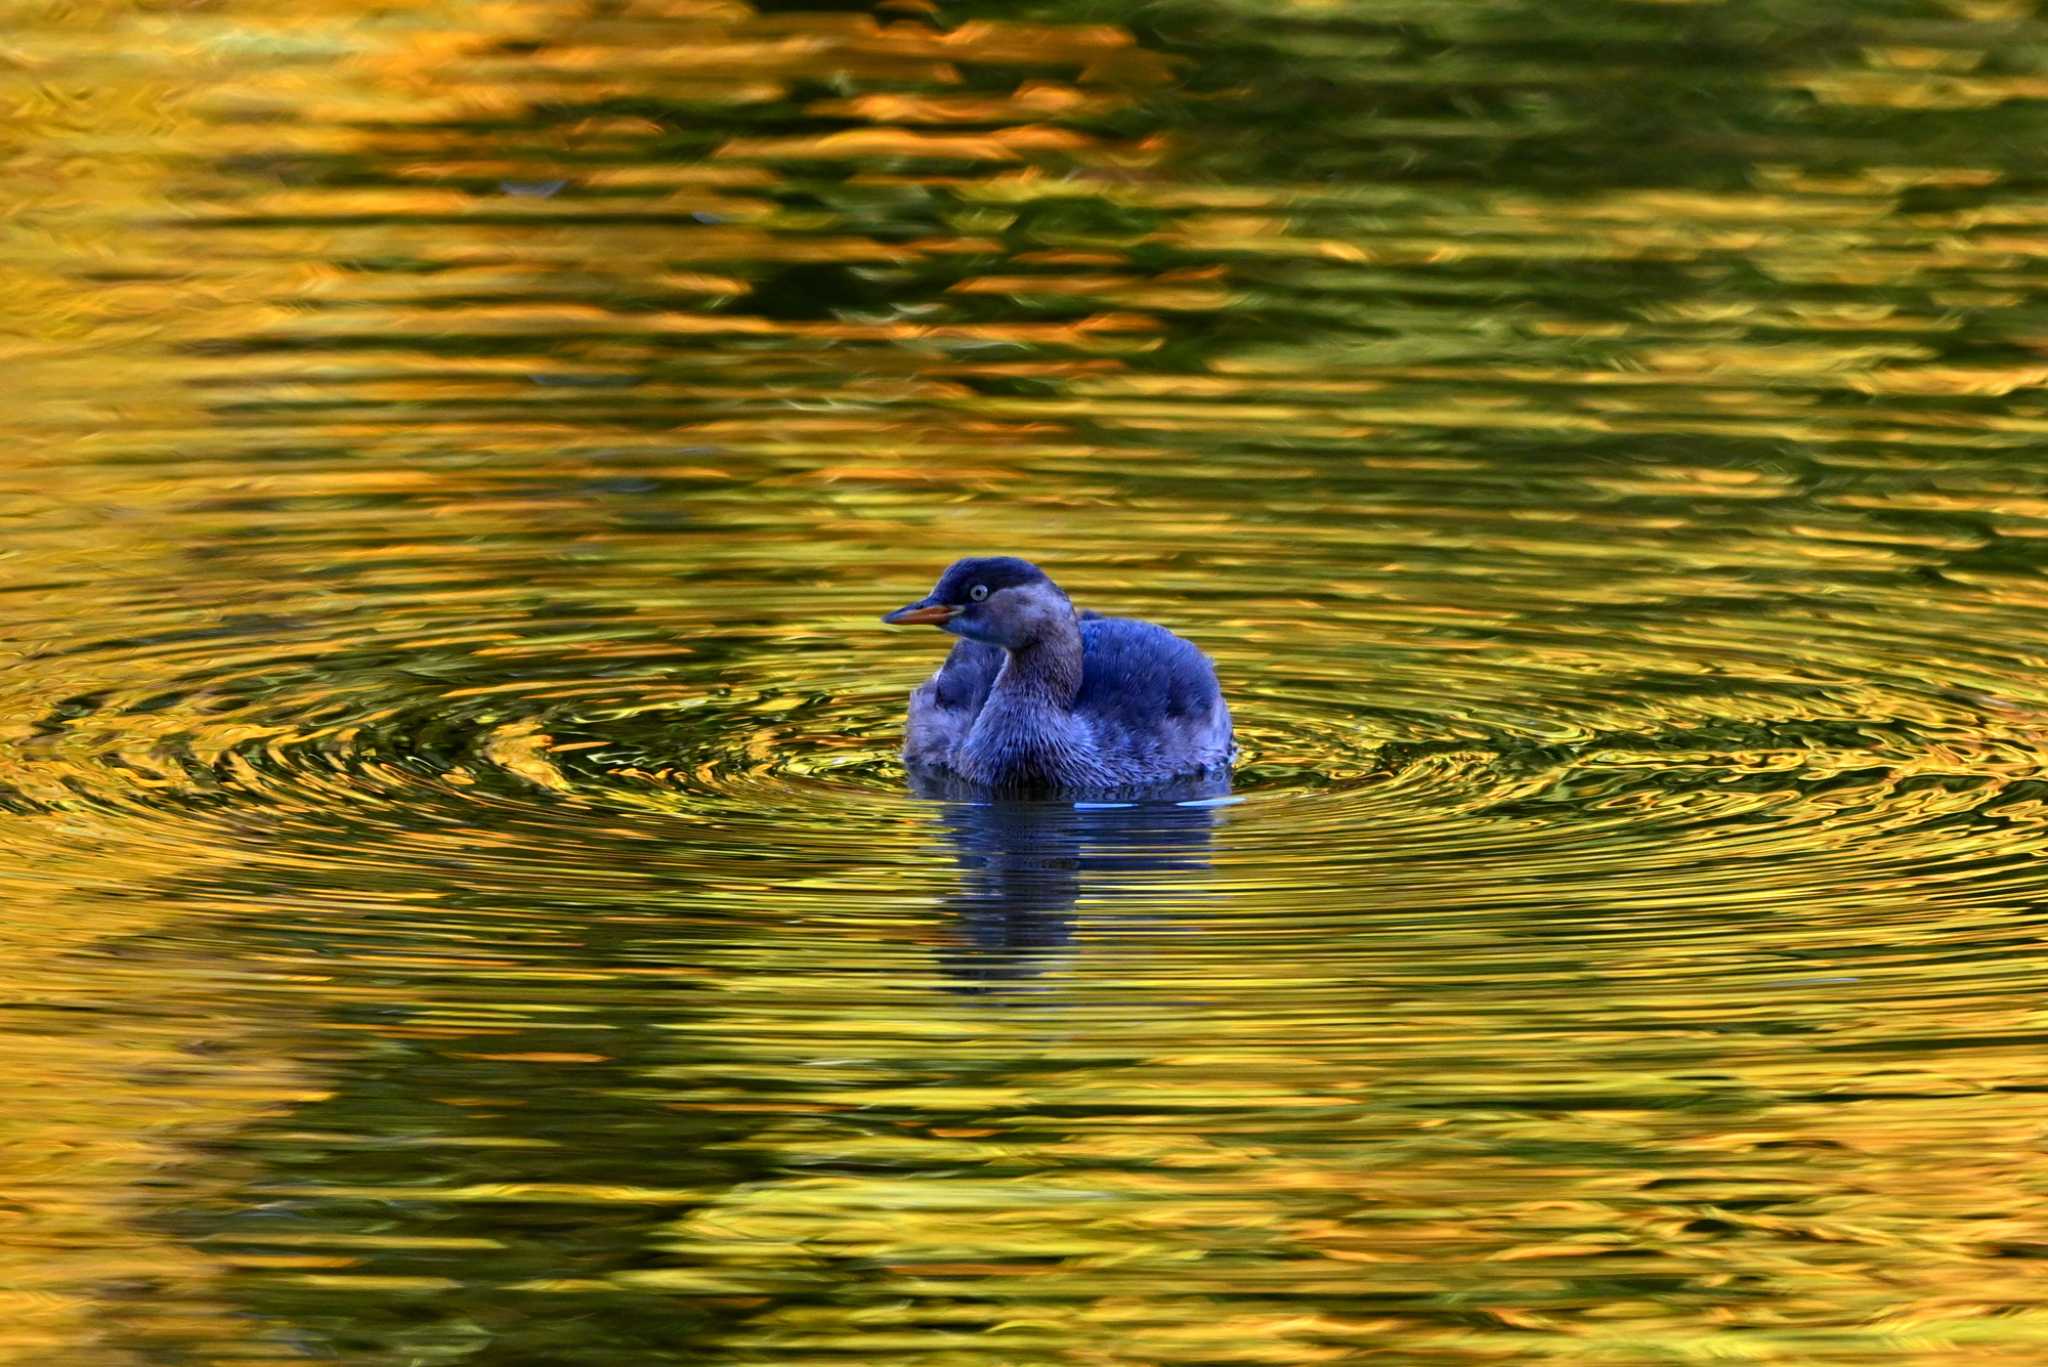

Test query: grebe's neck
[994,621,1083,708]
[980,583,1083,708]
[958,597,1087,790]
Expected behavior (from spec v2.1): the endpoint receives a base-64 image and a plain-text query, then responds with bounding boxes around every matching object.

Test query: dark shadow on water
[111,778,1231,1360]
[908,764,1230,993]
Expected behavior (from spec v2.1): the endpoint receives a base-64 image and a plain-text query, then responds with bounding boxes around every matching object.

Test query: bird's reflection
[908,766,1228,992]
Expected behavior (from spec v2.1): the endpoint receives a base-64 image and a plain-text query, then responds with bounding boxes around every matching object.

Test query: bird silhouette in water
[913,789,1224,993]
[882,557,1233,795]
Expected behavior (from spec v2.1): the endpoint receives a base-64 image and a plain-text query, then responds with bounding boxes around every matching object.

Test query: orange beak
[882,599,957,627]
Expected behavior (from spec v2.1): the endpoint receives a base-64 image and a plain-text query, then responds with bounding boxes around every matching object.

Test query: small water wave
[2,549,2042,925]
[12,0,2048,1358]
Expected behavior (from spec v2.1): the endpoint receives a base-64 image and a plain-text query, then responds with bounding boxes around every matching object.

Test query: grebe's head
[882,556,1076,650]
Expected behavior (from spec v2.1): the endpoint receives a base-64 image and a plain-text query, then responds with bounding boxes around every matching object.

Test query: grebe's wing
[1075,616,1226,734]
[930,638,1001,715]
[905,636,1003,768]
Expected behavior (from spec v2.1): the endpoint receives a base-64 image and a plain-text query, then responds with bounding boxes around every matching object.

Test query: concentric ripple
[5,507,2045,920]
[11,478,2048,1367]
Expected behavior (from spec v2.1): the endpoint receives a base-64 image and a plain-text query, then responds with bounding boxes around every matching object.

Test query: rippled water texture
[9,1,2048,1362]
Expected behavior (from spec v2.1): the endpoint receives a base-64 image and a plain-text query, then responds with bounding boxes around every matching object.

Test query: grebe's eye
[969,584,990,602]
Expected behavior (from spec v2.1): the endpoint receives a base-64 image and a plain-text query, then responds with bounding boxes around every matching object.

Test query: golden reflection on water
[9,0,2048,1362]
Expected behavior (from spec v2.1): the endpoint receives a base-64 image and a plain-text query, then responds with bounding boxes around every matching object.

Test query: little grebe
[883,557,1233,794]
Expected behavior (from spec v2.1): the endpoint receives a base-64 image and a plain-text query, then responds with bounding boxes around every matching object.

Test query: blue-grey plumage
[882,557,1234,794]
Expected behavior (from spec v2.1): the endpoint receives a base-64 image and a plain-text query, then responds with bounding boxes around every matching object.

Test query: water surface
[7,1,2048,1362]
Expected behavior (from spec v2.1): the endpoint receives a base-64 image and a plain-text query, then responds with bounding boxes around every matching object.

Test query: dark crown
[932,556,1052,603]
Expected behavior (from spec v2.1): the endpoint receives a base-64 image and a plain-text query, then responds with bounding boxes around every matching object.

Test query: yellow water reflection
[8,0,2048,1362]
